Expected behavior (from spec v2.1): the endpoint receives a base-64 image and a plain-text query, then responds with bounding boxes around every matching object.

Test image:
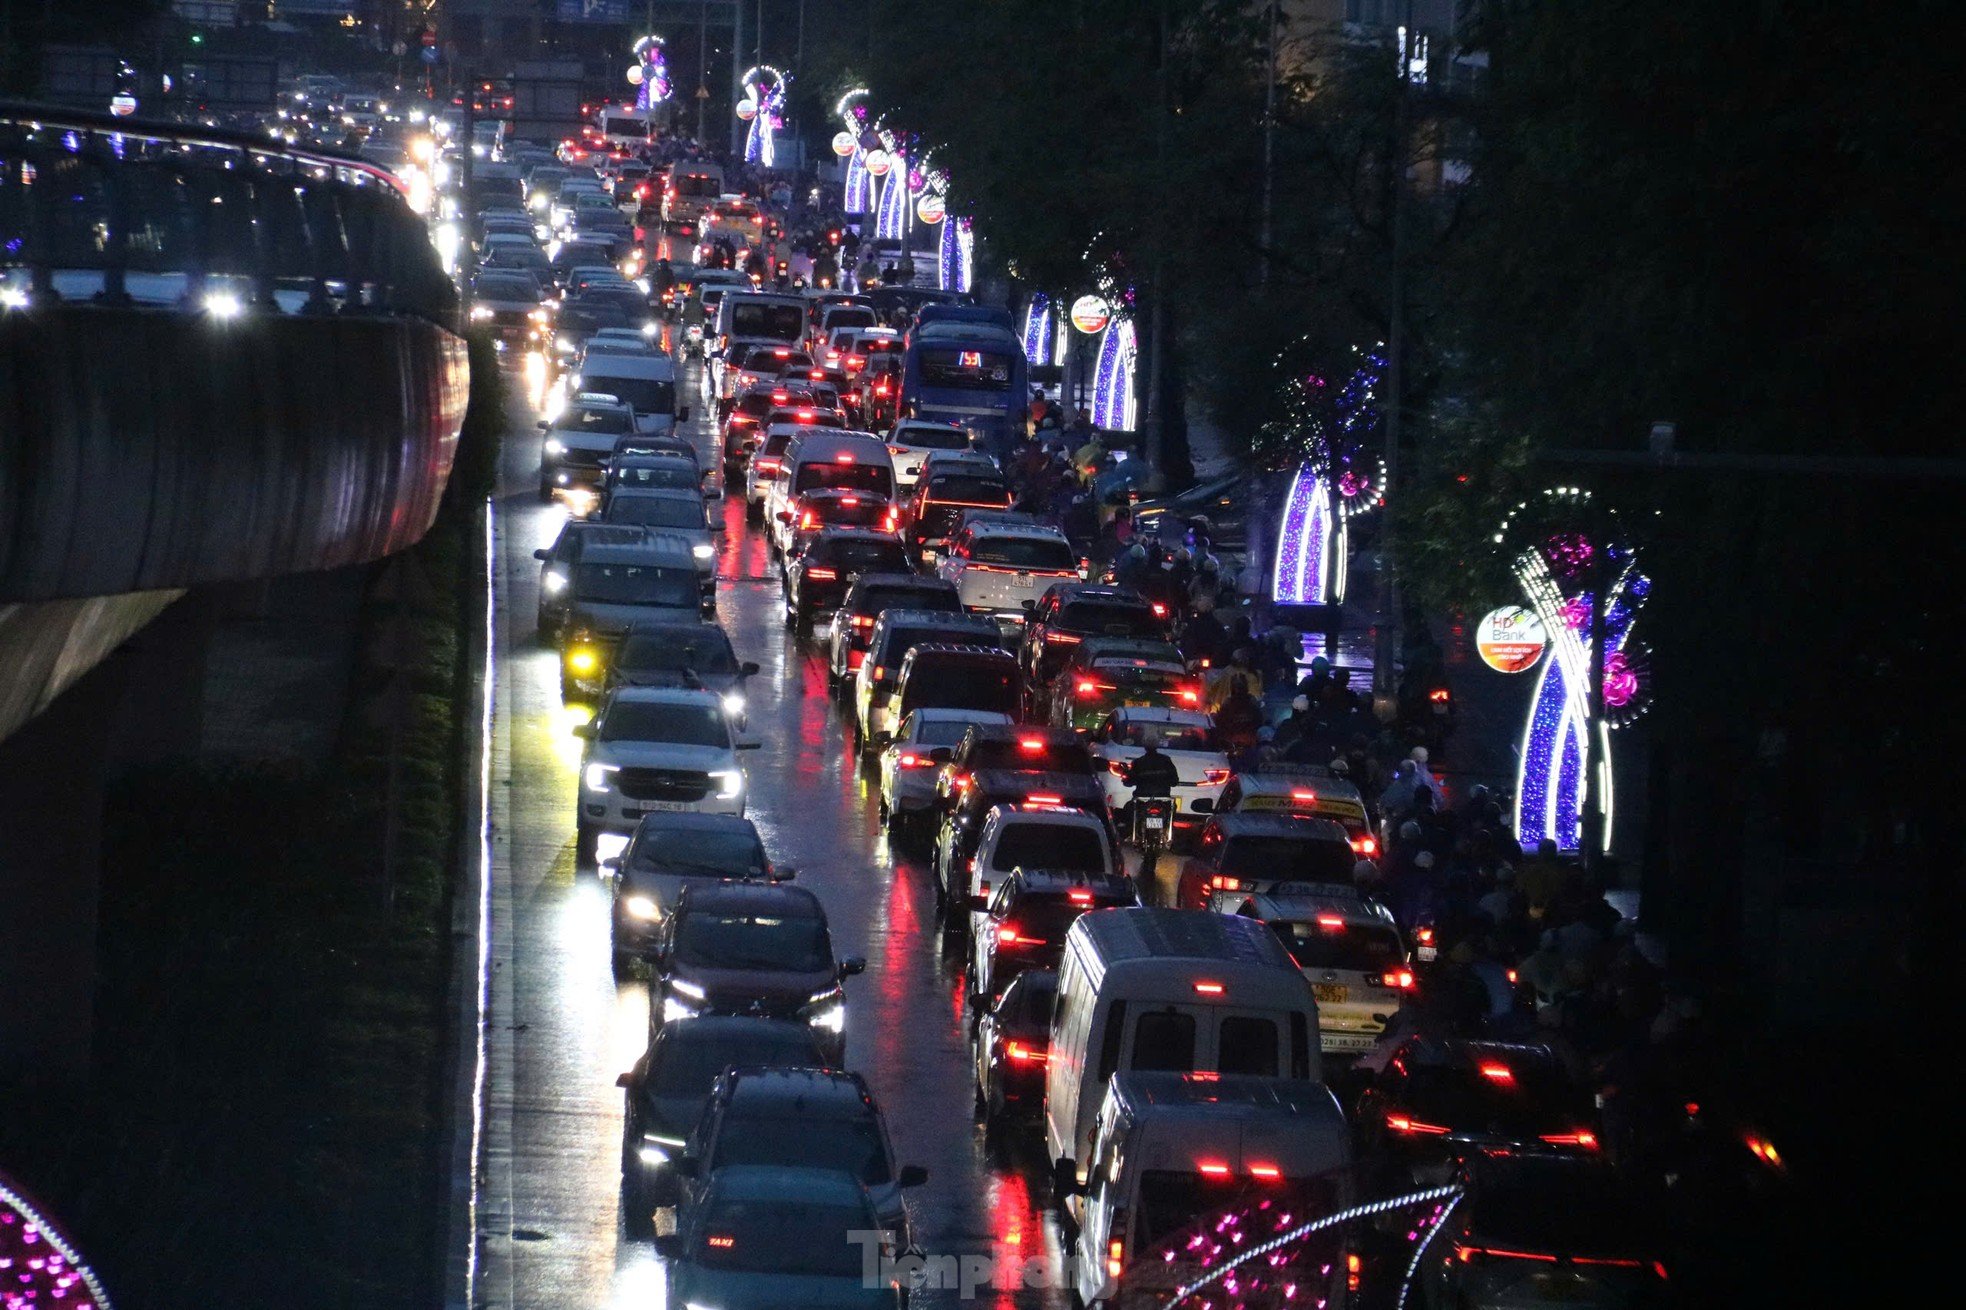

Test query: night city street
[0,2,1954,1308]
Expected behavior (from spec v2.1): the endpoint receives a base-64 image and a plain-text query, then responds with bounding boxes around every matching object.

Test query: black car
[1355,1037,1602,1185]
[825,573,960,693]
[651,881,865,1065]
[968,867,1137,1000]
[598,622,759,721]
[931,722,1097,822]
[607,811,779,974]
[1020,583,1168,688]
[972,968,1056,1128]
[615,1017,827,1234]
[781,528,913,630]
[603,453,703,504]
[532,520,656,640]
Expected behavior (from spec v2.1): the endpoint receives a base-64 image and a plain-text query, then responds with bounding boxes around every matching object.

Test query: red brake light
[1107,1236,1124,1279]
[1415,926,1435,944]
[1540,1130,1600,1150]
[1290,788,1318,802]
[1456,1244,1558,1264]
[1178,687,1201,705]
[1248,1163,1282,1181]
[806,567,837,580]
[1025,793,1062,805]
[1193,981,1225,995]
[1006,1040,1049,1065]
[1477,1061,1516,1085]
[1201,767,1230,784]
[1315,914,1345,929]
[898,753,921,766]
[799,512,817,529]
[1150,601,1168,617]
[1075,679,1098,698]
[1017,737,1046,753]
[1068,889,1094,905]
[1383,968,1415,990]
[1353,836,1379,856]
[1429,687,1451,702]
[834,452,855,463]
[1386,1114,1451,1135]
[1197,1161,1231,1178]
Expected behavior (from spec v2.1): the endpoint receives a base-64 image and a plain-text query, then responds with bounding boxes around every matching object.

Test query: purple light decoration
[938,216,971,292]
[1092,319,1137,430]
[1271,465,1333,605]
[875,154,907,240]
[1021,292,1053,366]
[843,151,869,215]
[1602,650,1638,707]
[0,1174,112,1308]
[1544,531,1595,582]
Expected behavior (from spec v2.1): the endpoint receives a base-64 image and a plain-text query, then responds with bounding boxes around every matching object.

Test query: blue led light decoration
[1021,293,1053,366]
[837,89,872,218]
[875,149,908,240]
[1263,344,1389,607]
[939,216,972,293]
[631,36,672,108]
[738,65,788,166]
[1092,318,1138,431]
[1500,488,1652,853]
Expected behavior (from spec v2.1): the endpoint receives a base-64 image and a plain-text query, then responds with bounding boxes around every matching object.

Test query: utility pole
[1259,0,1277,287]
[730,0,744,157]
[1138,0,1172,486]
[1582,503,1608,876]
[1373,0,1415,704]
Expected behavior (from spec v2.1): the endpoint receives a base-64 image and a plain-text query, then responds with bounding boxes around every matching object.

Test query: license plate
[1322,1031,1377,1053]
[628,801,692,814]
[1017,571,1032,581]
[1313,983,1350,1004]
[1122,698,1157,709]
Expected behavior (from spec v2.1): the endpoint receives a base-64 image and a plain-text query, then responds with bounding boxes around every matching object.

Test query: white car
[936,515,1081,624]
[1086,706,1232,838]
[884,419,977,488]
[879,708,1015,847]
[600,487,718,599]
[945,802,1120,939]
[1204,884,1412,1057]
[573,686,758,866]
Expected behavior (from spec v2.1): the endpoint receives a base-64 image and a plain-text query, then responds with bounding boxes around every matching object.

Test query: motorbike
[1131,794,1174,869]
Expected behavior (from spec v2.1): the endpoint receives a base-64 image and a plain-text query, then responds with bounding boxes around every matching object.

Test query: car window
[968,536,1076,570]
[926,474,1010,503]
[649,1029,812,1096]
[1267,921,1403,971]
[711,1112,889,1185]
[628,827,765,877]
[560,406,632,434]
[614,628,739,675]
[903,662,1019,714]
[818,538,910,571]
[603,495,706,530]
[1219,836,1355,882]
[1131,1009,1196,1072]
[989,823,1106,872]
[574,563,697,607]
[1218,1016,1279,1076]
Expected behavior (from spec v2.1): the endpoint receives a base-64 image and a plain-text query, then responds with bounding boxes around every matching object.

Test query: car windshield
[1114,721,1214,751]
[1219,836,1356,882]
[1268,920,1404,971]
[879,626,998,674]
[475,276,538,301]
[712,1114,889,1185]
[742,346,809,370]
[1091,663,1187,694]
[560,407,632,434]
[802,499,889,530]
[969,536,1076,570]
[691,1199,868,1278]
[672,172,719,197]
[919,347,1014,391]
[1060,602,1160,636]
[915,718,985,748]
[896,426,972,451]
[630,827,766,879]
[648,1030,814,1097]
[1003,891,1128,941]
[674,913,832,972]
[927,474,1010,503]
[854,584,957,617]
[990,824,1106,873]
[615,629,739,676]
[584,376,674,413]
[971,740,1092,773]
[610,463,696,492]
[904,664,1019,713]
[818,538,910,571]
[1467,1168,1655,1254]
[826,308,877,330]
[603,495,705,530]
[795,462,892,496]
[598,700,729,747]
[732,303,806,340]
[1002,973,1057,1025]
[574,289,646,314]
[574,563,698,607]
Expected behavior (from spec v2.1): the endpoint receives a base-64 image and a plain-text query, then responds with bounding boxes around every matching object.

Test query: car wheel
[537,478,555,504]
[621,1171,655,1240]
[610,934,633,981]
[576,820,598,868]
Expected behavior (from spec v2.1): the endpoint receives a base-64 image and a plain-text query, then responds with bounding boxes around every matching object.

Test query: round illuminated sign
[626,64,644,85]
[832,130,857,157]
[864,148,891,177]
[1475,605,1549,674]
[915,193,946,225]
[1069,294,1112,335]
[735,98,757,121]
[109,93,138,117]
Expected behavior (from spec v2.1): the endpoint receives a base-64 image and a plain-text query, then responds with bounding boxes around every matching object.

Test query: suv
[615,1017,827,1232]
[538,394,635,501]
[533,521,650,639]
[608,811,780,974]
[853,610,1006,750]
[826,574,961,691]
[656,1165,903,1308]
[782,528,913,631]
[677,1068,928,1247]
[652,881,865,1064]
[1176,812,1360,911]
[878,708,1016,848]
[557,531,706,693]
[596,621,759,722]
[972,968,1056,1128]
[904,463,1014,559]
[969,867,1137,1001]
[1020,583,1168,689]
[1043,637,1196,729]
[1207,884,1412,1057]
[599,487,717,601]
[771,487,898,561]
[573,686,758,864]
[884,419,977,488]
[743,424,800,518]
[937,515,1080,625]
[932,778,1112,920]
[931,723,1096,823]
[892,644,1022,731]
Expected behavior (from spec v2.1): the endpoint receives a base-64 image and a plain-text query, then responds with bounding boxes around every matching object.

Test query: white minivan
[762,428,896,541]
[1045,908,1321,1202]
[1068,1071,1353,1309]
[573,353,687,434]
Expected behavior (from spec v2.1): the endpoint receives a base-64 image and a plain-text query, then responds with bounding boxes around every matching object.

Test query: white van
[1068,1072,1353,1308]
[762,428,896,539]
[712,292,811,403]
[573,353,687,434]
[1045,908,1321,1197]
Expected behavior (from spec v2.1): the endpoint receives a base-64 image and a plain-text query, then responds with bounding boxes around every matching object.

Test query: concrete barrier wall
[0,303,468,602]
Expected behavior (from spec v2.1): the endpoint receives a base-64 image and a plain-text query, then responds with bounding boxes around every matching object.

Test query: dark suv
[607,812,781,976]
[932,723,1096,821]
[651,881,865,1064]
[826,574,961,692]
[968,867,1137,1000]
[781,527,913,630]
[1020,583,1168,688]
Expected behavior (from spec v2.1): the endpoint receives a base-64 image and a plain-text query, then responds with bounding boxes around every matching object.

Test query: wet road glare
[474,334,1081,1309]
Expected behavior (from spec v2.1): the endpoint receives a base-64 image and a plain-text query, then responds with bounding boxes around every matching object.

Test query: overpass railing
[0,100,456,328]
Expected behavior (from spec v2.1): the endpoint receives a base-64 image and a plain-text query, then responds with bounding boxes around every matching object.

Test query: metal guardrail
[0,100,457,327]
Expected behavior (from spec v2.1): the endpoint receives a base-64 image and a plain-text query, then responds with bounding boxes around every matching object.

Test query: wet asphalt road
[473,334,1085,1309]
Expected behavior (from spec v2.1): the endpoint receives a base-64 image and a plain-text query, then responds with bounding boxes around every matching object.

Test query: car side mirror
[614,1071,634,1089]
[1021,598,1037,613]
[736,738,761,751]
[651,1234,684,1260]
[740,661,760,677]
[769,866,797,882]
[533,548,551,560]
[839,956,867,978]
[1053,1156,1085,1197]
[536,419,549,430]
[897,1164,929,1189]
[1189,798,1214,814]
[966,894,990,912]
[677,406,691,422]
[572,723,595,739]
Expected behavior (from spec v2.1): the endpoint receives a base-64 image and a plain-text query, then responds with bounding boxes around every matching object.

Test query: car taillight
[1150,601,1168,618]
[898,753,921,766]
[850,614,875,628]
[1208,876,1246,891]
[806,567,837,580]
[1382,968,1415,989]
[1385,1113,1450,1135]
[1006,1040,1049,1065]
[1025,793,1062,805]
[799,512,817,529]
[996,926,1040,946]
[1075,679,1099,698]
[1353,835,1379,856]
[1540,1130,1599,1149]
[1201,768,1230,784]
[1046,631,1080,645]
[1178,686,1201,705]
[1107,1237,1124,1280]
[1107,760,1130,776]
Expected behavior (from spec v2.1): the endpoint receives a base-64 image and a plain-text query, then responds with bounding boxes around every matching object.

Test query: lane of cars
[469,134,1683,1309]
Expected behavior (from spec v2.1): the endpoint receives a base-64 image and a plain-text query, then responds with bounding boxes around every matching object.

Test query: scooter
[1132,795,1173,869]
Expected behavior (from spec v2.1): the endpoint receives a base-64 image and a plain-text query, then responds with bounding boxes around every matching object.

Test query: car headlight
[805,988,846,1032]
[661,995,700,1023]
[529,308,549,324]
[708,769,743,800]
[641,320,660,337]
[565,646,599,674]
[468,304,494,321]
[542,570,568,594]
[691,543,714,560]
[543,438,566,455]
[555,337,576,353]
[720,692,745,716]
[670,978,706,1000]
[623,894,660,921]
[583,763,618,790]
[528,193,547,210]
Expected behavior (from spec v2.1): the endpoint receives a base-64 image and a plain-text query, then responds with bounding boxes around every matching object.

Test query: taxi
[1205,884,1411,1057]
[1213,764,1379,858]
[1043,637,1197,730]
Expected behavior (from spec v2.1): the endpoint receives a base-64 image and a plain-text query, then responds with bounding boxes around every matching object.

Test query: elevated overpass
[0,104,470,1083]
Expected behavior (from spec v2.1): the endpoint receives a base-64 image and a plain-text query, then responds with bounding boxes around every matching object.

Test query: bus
[898,321,1029,458]
[596,106,651,148]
